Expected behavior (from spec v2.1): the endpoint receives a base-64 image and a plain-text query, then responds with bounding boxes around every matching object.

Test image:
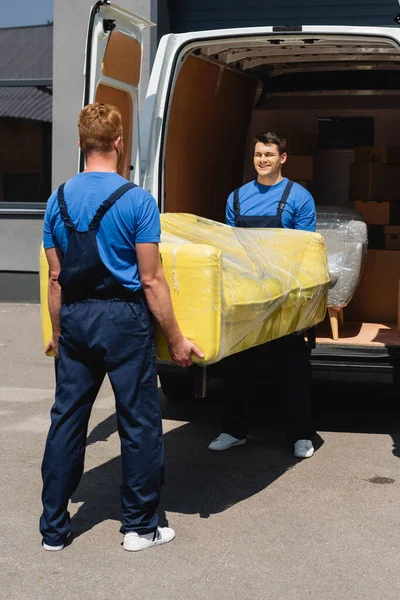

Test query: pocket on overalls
[107,300,152,363]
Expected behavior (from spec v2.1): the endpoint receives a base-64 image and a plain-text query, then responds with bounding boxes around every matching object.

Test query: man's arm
[45,247,63,357]
[225,191,235,226]
[136,242,203,367]
[294,191,316,232]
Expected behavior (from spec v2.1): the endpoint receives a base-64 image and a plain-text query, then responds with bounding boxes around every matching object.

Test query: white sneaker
[294,439,314,459]
[43,532,71,551]
[208,432,246,451]
[123,527,175,552]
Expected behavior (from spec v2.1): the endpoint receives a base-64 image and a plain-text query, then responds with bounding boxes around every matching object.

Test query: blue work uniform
[221,178,316,443]
[40,173,164,548]
[226,177,316,231]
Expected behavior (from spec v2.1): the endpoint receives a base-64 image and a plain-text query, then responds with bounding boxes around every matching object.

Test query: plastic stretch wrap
[155,213,330,363]
[39,213,330,365]
[316,207,368,311]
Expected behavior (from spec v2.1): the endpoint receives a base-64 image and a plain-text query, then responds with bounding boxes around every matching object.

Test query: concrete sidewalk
[1,304,400,600]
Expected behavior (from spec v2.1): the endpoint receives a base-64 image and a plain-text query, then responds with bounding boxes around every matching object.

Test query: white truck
[84,0,400,397]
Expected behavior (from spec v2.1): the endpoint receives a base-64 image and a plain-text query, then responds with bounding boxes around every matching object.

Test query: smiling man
[226,132,316,230]
[209,132,317,458]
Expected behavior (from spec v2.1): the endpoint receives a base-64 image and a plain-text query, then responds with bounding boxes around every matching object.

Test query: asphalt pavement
[1,303,400,600]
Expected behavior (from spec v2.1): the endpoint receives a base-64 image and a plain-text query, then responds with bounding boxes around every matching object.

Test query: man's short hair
[254,132,287,155]
[78,102,123,155]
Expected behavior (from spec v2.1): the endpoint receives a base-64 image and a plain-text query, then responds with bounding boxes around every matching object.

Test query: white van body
[85,1,400,388]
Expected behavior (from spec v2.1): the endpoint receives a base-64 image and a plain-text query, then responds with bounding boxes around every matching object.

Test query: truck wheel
[159,372,194,402]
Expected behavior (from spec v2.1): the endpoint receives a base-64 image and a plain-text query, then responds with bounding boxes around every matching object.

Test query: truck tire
[159,372,194,402]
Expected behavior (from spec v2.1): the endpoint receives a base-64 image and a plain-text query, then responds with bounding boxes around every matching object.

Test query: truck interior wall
[164,55,259,221]
[96,84,134,180]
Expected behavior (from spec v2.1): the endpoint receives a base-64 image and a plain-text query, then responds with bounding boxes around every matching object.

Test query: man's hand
[168,335,204,368]
[45,335,60,357]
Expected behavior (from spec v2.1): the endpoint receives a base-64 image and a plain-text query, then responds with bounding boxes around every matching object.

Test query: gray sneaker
[294,439,314,459]
[208,433,246,451]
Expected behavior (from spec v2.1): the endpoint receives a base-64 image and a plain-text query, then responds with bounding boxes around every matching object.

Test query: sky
[1,0,53,27]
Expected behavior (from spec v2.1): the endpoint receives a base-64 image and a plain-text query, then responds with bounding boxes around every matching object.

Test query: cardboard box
[384,226,400,250]
[354,201,390,225]
[350,163,400,202]
[354,146,400,164]
[279,132,317,155]
[346,250,400,322]
[283,155,313,182]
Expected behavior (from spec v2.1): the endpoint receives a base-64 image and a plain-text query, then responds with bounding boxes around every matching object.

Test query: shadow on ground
[71,380,320,538]
[71,381,400,539]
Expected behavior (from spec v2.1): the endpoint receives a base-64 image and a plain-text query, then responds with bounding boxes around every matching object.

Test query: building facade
[167,0,399,32]
[0,24,52,301]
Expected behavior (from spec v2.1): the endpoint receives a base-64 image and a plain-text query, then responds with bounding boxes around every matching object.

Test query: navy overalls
[40,183,164,547]
[221,180,315,442]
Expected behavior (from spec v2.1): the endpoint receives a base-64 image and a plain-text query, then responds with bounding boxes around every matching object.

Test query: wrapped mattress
[316,207,368,311]
[40,213,330,365]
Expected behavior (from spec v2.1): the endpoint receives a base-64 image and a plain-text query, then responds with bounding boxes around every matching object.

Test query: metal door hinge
[103,19,116,33]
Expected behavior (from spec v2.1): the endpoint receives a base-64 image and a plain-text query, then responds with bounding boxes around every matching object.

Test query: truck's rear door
[83,1,153,182]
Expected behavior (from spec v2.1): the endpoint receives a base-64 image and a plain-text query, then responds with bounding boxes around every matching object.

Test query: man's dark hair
[254,132,287,155]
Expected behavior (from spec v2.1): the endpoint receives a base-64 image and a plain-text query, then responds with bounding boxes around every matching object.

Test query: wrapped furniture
[316,207,368,340]
[156,214,329,362]
[40,213,331,364]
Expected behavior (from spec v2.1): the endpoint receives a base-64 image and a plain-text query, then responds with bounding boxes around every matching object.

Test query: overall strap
[233,188,241,217]
[89,182,137,230]
[57,183,75,230]
[277,180,294,215]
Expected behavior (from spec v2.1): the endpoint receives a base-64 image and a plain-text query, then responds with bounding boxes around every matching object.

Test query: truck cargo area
[161,31,400,367]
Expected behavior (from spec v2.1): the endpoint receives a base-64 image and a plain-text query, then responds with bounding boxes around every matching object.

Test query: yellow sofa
[40,213,330,364]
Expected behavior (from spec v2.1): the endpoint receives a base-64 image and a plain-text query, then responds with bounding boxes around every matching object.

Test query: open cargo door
[83,1,153,182]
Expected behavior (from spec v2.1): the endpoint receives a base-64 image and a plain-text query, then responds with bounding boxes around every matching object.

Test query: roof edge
[0,23,53,32]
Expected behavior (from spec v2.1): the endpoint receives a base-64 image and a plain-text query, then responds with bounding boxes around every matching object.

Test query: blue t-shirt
[43,172,161,292]
[226,178,316,232]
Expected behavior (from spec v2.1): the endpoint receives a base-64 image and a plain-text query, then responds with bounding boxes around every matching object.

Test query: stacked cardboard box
[384,226,400,250]
[283,156,313,182]
[350,162,399,203]
[280,131,317,155]
[280,132,316,184]
[346,250,400,323]
[354,201,391,226]
[351,146,400,240]
[354,146,400,164]
[348,147,400,323]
